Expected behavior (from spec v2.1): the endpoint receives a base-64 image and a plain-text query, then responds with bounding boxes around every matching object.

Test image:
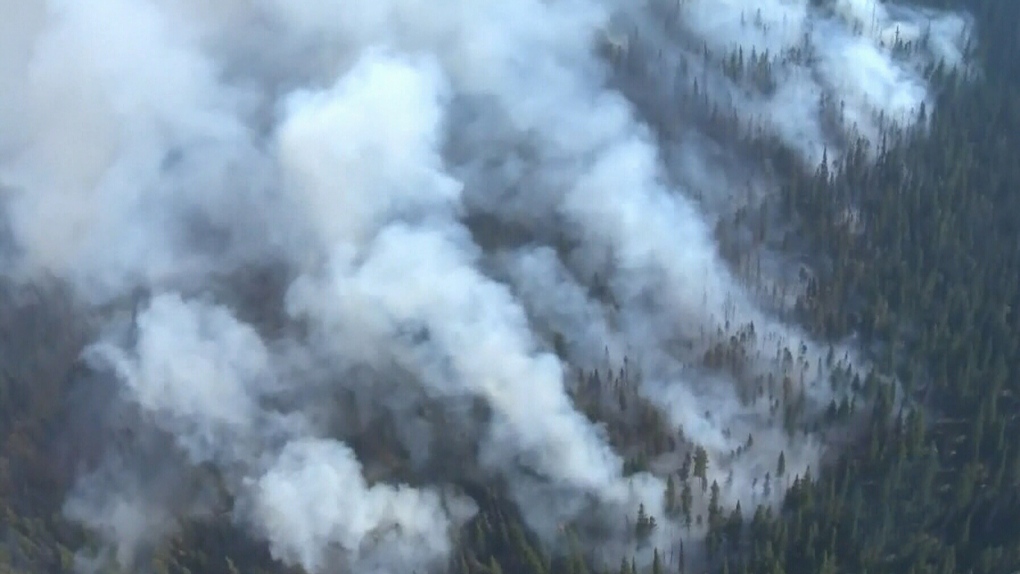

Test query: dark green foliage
[712,2,1020,573]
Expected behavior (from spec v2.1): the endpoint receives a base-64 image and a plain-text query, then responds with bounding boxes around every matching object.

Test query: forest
[0,0,1018,573]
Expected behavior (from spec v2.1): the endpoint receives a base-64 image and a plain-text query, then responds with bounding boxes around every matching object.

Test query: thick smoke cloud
[0,0,972,572]
[613,0,972,164]
[81,293,471,573]
[280,53,659,542]
[250,438,463,574]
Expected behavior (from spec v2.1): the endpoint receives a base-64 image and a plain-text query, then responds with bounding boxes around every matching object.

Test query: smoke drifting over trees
[0,0,973,572]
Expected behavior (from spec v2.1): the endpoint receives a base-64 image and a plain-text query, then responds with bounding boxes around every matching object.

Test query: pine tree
[665,475,678,517]
[693,447,709,491]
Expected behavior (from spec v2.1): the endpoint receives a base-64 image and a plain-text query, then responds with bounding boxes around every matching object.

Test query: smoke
[0,0,973,572]
[77,293,472,573]
[279,54,658,541]
[611,0,972,164]
[249,438,465,574]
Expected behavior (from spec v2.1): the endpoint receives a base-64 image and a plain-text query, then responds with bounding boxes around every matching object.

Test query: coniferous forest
[1,0,1019,573]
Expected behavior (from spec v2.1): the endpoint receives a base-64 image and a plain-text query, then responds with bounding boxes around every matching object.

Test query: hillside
[0,1,1017,573]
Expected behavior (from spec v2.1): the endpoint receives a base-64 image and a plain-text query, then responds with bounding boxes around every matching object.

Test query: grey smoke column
[0,0,974,571]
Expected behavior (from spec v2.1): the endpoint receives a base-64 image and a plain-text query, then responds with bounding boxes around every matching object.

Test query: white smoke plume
[0,0,973,572]
[279,52,661,542]
[80,293,471,573]
[250,438,463,574]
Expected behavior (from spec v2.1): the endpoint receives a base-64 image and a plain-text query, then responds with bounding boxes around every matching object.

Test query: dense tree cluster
[738,1,1020,572]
